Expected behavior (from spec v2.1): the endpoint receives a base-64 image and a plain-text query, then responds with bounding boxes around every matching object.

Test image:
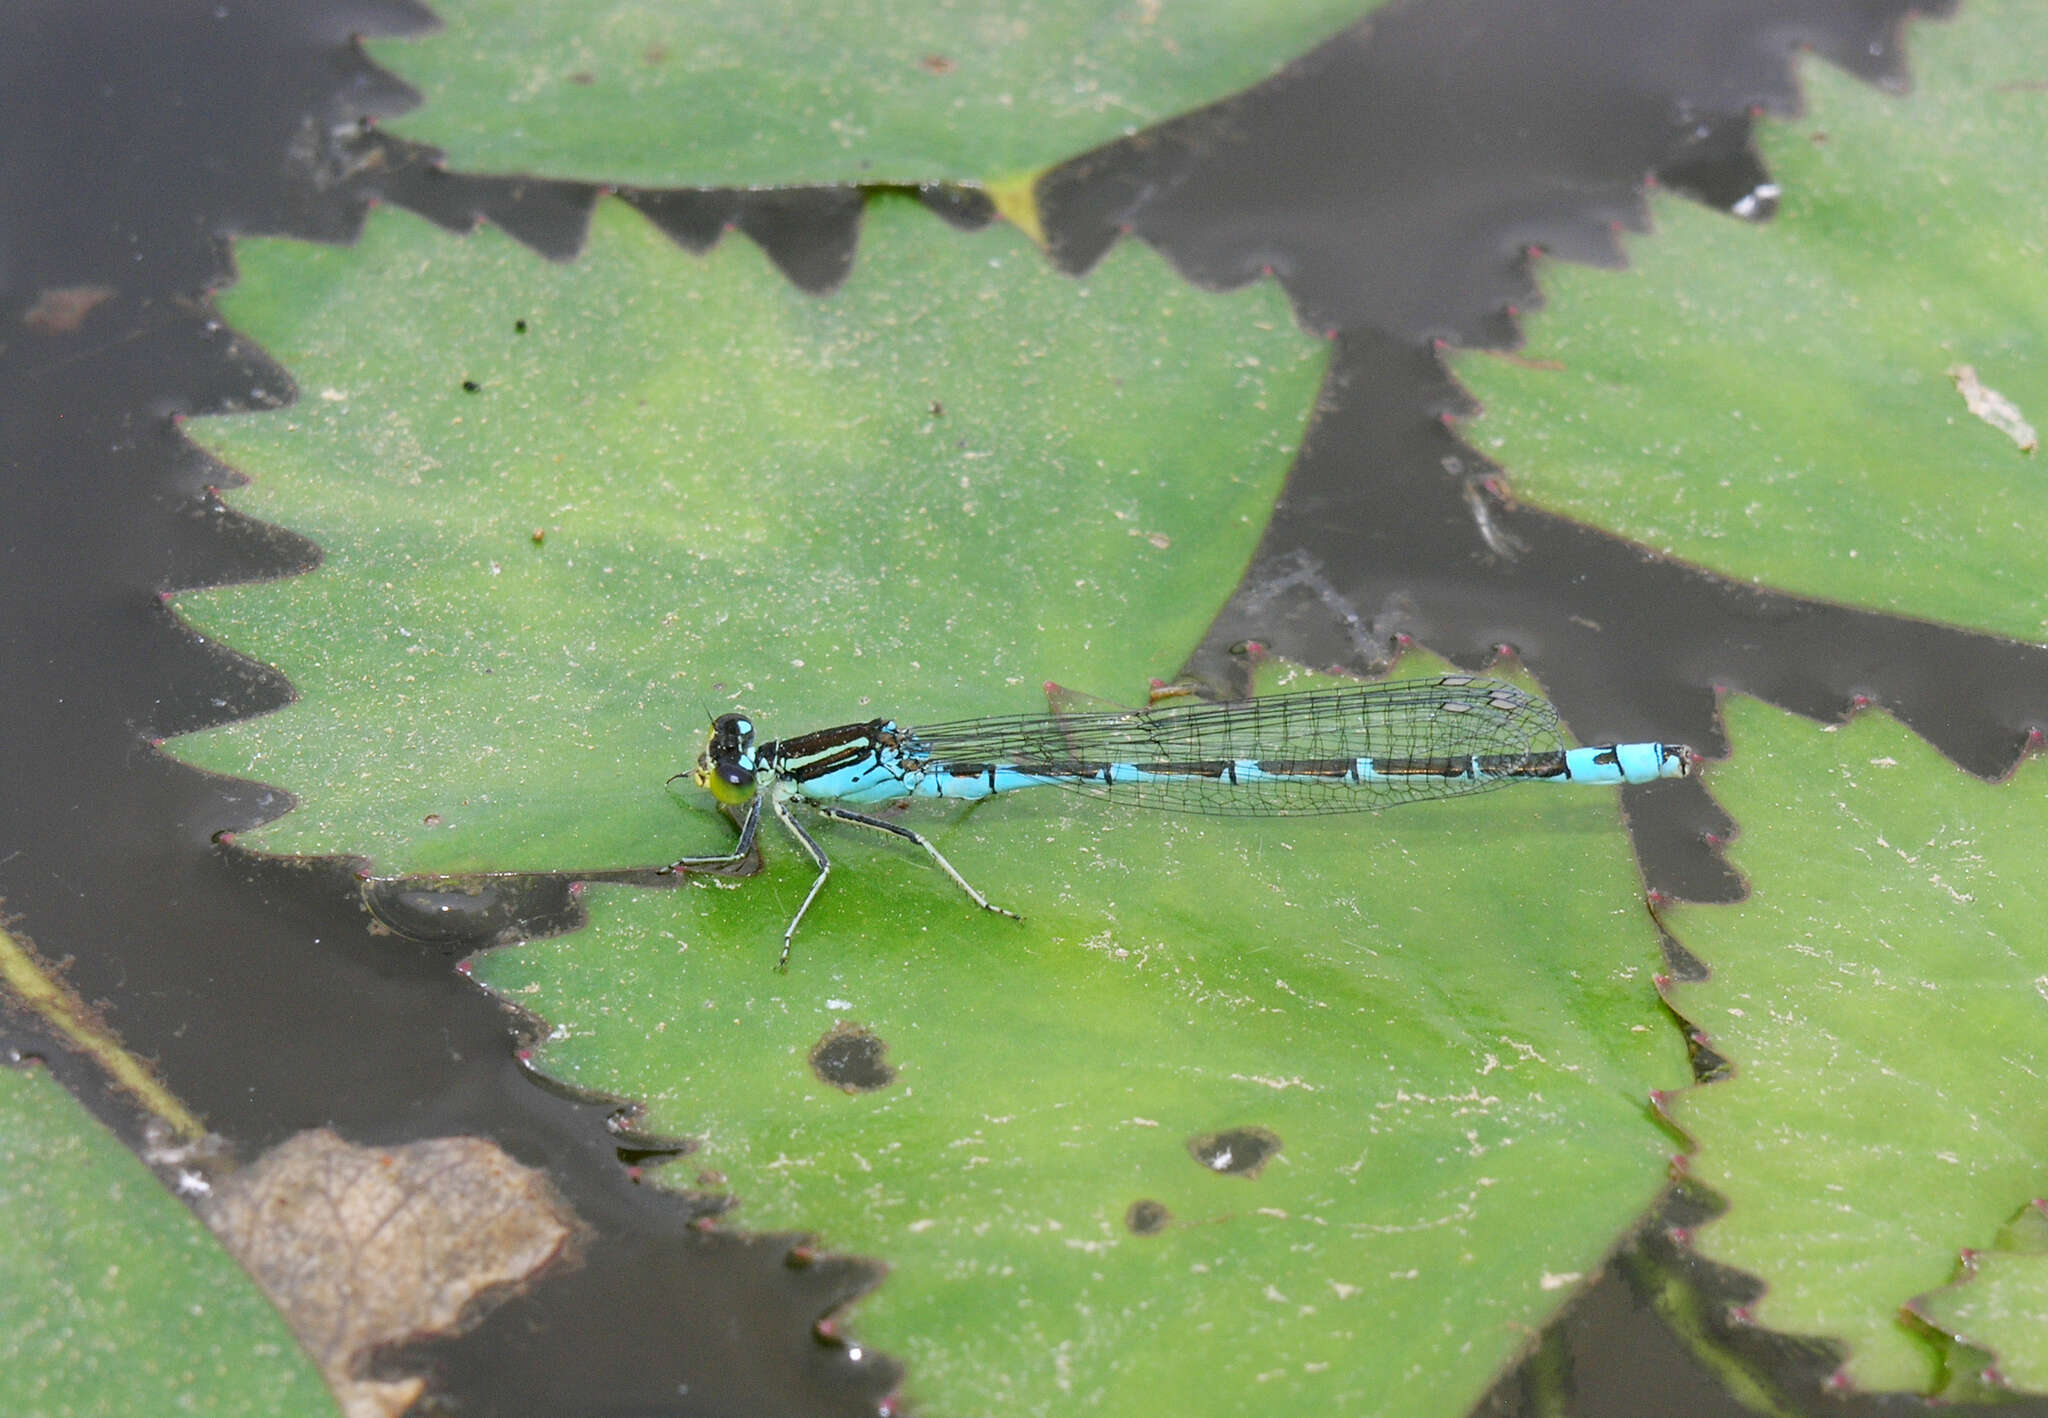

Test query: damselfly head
[696,712,760,805]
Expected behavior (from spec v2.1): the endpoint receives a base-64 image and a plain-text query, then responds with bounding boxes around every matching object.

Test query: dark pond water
[6,0,2043,1414]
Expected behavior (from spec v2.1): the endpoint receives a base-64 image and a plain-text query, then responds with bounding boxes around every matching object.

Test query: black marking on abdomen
[1254,757,1356,778]
[1131,760,1234,779]
[1475,751,1569,780]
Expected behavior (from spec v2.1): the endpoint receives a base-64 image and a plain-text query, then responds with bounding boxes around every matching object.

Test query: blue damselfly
[663,674,1690,967]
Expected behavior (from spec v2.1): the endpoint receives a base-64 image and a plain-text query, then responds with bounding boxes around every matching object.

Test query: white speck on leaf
[1949,365,2038,452]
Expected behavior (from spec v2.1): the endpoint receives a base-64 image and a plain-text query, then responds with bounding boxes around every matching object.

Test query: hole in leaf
[1187,1125,1282,1179]
[1125,1199,1172,1235]
[809,1023,896,1093]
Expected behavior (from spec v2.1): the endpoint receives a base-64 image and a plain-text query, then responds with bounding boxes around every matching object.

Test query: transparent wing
[902,676,1565,816]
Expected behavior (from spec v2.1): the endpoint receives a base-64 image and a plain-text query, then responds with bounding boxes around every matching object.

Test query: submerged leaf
[204,1130,580,1418]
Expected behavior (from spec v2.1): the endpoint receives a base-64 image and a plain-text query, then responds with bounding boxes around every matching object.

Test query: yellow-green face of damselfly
[696,713,760,807]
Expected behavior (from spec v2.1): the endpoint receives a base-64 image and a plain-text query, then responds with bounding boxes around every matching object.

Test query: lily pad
[1453,0,2048,646]
[0,1063,337,1418]
[474,660,1688,1415]
[1659,695,2048,1393]
[361,0,1383,188]
[173,193,1326,872]
[1912,1202,2048,1395]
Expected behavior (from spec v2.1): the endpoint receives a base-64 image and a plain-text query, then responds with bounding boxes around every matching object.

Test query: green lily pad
[476,658,1687,1415]
[173,193,1326,872]
[1912,1202,2048,1396]
[1659,696,2048,1393]
[0,1063,337,1418]
[361,0,1383,189]
[1453,0,2048,646]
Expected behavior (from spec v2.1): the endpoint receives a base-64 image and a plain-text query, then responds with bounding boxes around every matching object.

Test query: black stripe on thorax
[767,720,893,782]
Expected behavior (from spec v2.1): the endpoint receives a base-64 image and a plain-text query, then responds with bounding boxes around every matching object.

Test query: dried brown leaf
[204,1129,581,1418]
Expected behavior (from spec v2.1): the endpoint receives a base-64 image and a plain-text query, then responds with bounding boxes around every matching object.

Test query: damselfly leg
[768,795,832,972]
[813,803,1021,928]
[667,787,1018,970]
[661,790,765,878]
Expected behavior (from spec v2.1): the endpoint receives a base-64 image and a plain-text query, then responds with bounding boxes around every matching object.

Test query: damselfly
[662,674,1691,967]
